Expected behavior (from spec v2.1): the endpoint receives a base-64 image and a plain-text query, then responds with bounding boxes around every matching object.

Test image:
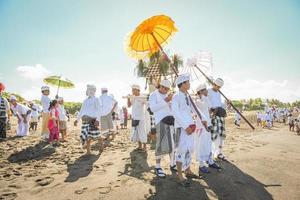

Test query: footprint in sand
[0,192,17,200]
[74,187,88,195]
[35,177,54,186]
[101,162,114,167]
[97,186,111,194]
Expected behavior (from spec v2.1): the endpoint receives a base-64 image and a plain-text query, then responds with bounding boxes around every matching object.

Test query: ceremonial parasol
[186,53,255,130]
[127,14,204,121]
[43,75,75,98]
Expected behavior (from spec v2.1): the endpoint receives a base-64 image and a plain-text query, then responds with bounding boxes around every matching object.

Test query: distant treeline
[231,98,300,111]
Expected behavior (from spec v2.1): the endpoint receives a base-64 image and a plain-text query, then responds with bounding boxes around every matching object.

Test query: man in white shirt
[149,80,176,178]
[58,97,68,142]
[207,78,227,161]
[10,96,31,137]
[194,83,221,175]
[0,83,10,139]
[172,74,197,187]
[40,86,51,139]
[74,84,102,154]
[99,88,117,136]
[127,84,148,151]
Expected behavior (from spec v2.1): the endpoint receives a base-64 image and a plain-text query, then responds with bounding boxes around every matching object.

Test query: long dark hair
[48,100,58,111]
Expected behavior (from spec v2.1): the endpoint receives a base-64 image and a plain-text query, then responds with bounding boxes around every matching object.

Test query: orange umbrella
[127,15,205,123]
[126,15,178,59]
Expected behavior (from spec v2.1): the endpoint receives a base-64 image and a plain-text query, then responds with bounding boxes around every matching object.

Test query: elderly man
[207,78,227,161]
[74,85,102,154]
[0,83,10,139]
[149,80,176,178]
[10,96,31,137]
[40,86,51,139]
[194,83,221,175]
[127,84,148,151]
[58,97,68,142]
[172,74,197,187]
[99,88,117,137]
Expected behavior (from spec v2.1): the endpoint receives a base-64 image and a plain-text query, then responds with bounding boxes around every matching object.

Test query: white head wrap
[176,73,190,85]
[214,78,224,87]
[131,84,140,90]
[41,86,50,92]
[86,84,97,97]
[57,97,64,101]
[160,79,171,88]
[10,95,17,101]
[196,83,207,92]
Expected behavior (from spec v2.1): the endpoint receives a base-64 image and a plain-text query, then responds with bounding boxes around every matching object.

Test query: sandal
[155,168,166,178]
[217,154,228,161]
[170,165,177,173]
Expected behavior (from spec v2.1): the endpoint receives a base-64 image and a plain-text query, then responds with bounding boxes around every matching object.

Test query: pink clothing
[48,108,59,142]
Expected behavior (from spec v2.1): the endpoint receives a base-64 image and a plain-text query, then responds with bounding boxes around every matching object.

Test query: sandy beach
[0,114,299,200]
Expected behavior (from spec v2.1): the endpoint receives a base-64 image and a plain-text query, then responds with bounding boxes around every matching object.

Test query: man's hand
[94,120,100,127]
[185,127,193,135]
[202,121,208,129]
[74,120,78,126]
[164,94,173,103]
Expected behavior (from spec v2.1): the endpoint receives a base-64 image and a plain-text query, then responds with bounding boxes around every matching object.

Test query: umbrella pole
[150,33,204,121]
[56,79,61,99]
[194,64,255,130]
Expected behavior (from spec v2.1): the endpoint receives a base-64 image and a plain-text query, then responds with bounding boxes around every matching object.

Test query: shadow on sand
[65,153,100,182]
[118,149,153,181]
[7,140,55,163]
[201,160,274,200]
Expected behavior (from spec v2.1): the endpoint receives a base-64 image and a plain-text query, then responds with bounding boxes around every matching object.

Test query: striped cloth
[211,116,225,140]
[150,115,156,134]
[80,122,101,145]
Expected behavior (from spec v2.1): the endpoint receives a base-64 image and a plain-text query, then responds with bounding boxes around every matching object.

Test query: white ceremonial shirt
[41,95,51,113]
[130,96,147,120]
[207,88,224,108]
[149,90,172,124]
[58,104,67,121]
[171,91,194,129]
[99,93,117,116]
[195,96,212,126]
[11,103,30,118]
[77,96,101,121]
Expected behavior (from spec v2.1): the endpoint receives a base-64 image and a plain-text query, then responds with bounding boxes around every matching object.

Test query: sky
[0,0,300,105]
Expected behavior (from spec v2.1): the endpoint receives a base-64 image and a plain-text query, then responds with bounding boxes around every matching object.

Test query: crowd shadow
[202,161,275,200]
[65,153,100,182]
[7,140,55,163]
[118,149,153,181]
[147,174,209,200]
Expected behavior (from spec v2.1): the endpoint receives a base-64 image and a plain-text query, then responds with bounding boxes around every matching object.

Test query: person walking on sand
[9,95,31,137]
[127,84,148,151]
[207,78,227,161]
[29,101,39,131]
[57,97,68,142]
[0,83,10,140]
[149,79,177,178]
[48,100,60,146]
[99,88,117,138]
[40,86,51,140]
[172,74,197,187]
[74,84,102,154]
[194,83,221,175]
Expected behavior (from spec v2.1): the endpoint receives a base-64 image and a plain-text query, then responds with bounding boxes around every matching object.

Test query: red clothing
[48,108,59,142]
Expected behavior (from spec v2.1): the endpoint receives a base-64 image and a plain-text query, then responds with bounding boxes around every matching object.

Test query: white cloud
[16,64,51,80]
[221,76,300,102]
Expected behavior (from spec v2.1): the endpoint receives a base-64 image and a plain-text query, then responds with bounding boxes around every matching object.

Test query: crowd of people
[255,106,300,134]
[1,74,299,187]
